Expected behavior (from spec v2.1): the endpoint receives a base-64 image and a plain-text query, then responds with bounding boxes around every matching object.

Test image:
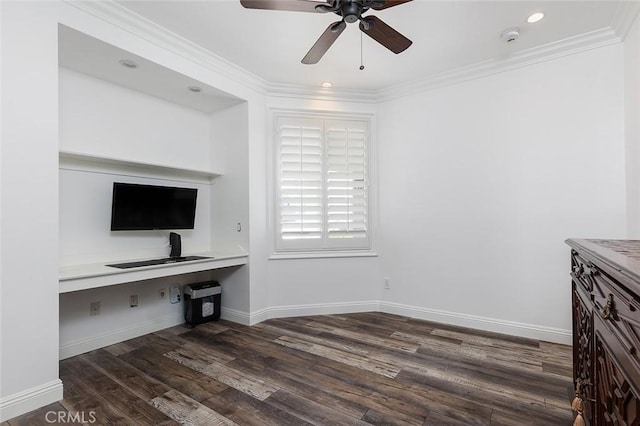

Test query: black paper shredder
[184,281,221,326]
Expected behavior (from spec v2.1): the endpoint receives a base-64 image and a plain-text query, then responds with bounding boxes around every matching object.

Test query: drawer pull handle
[573,265,584,279]
[601,294,616,320]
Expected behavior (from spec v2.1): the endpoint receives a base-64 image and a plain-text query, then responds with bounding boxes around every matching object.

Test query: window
[274,115,370,253]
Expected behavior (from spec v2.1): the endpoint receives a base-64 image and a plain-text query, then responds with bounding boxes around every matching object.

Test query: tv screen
[110,182,198,231]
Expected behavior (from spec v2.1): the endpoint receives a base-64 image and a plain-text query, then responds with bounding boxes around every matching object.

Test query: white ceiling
[59,25,244,112]
[111,0,629,91]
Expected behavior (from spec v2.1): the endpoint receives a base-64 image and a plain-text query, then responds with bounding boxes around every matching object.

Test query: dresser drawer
[591,272,640,374]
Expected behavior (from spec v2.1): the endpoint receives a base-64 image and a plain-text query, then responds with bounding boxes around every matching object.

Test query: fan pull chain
[359,31,365,70]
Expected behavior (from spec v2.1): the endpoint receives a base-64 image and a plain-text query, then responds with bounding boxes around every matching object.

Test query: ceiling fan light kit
[240,0,413,64]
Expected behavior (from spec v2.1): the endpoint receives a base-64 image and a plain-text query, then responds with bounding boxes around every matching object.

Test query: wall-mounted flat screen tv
[110,182,198,231]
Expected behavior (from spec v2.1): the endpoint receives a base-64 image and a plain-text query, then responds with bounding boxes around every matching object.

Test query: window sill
[269,250,378,260]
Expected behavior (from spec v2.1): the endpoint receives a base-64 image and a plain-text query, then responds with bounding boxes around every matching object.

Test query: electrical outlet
[160,288,166,300]
[90,301,100,316]
[384,277,391,289]
[170,285,181,304]
[129,294,138,307]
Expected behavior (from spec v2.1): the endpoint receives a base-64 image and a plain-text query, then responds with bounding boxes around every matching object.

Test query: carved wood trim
[594,323,640,425]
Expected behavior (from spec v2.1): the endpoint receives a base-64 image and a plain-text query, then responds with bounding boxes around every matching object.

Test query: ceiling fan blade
[240,0,329,13]
[359,15,412,54]
[369,0,412,10]
[301,21,346,64]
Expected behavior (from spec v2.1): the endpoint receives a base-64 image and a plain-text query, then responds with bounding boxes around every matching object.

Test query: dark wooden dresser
[566,239,640,425]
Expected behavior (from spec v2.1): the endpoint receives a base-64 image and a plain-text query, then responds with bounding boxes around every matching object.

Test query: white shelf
[59,150,222,181]
[59,250,247,293]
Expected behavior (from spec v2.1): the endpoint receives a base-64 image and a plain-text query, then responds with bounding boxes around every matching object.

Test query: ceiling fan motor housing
[341,1,366,23]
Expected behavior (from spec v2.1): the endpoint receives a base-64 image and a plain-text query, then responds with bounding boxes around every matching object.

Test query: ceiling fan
[240,0,413,64]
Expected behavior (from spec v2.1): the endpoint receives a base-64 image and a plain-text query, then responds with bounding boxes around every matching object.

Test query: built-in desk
[59,250,248,293]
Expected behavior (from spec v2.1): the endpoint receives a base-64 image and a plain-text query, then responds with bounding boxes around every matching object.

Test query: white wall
[377,44,627,342]
[246,98,269,317]
[0,1,63,419]
[0,0,3,411]
[210,102,249,252]
[265,257,380,311]
[210,102,251,316]
[625,13,640,238]
[59,67,212,171]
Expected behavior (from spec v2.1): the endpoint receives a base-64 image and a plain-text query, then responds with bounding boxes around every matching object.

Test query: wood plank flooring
[3,312,574,425]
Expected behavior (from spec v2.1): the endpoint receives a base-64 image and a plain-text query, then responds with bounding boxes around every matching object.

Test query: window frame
[268,109,377,259]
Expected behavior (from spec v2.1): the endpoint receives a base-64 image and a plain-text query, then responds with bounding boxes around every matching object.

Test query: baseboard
[248,307,270,325]
[59,313,185,360]
[220,300,570,344]
[220,307,252,325]
[0,379,63,422]
[249,300,381,324]
[379,301,572,345]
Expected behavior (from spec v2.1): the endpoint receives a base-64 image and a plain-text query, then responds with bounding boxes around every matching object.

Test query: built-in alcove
[58,24,250,359]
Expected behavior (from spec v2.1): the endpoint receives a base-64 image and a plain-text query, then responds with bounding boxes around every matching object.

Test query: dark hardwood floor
[3,312,574,425]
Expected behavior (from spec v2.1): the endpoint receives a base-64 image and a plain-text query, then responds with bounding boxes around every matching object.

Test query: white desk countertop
[59,250,248,293]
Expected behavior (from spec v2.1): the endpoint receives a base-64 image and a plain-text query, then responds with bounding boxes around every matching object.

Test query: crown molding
[611,1,640,40]
[375,27,622,102]
[268,82,378,104]
[64,0,269,95]
[65,0,631,105]
[267,24,626,103]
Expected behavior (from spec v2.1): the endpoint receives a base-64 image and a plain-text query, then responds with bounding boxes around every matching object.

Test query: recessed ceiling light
[527,12,545,24]
[118,59,138,69]
[187,85,202,93]
[321,81,333,88]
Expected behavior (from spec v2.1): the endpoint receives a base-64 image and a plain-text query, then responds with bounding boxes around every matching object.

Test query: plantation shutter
[325,120,368,247]
[275,115,369,252]
[277,117,323,249]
